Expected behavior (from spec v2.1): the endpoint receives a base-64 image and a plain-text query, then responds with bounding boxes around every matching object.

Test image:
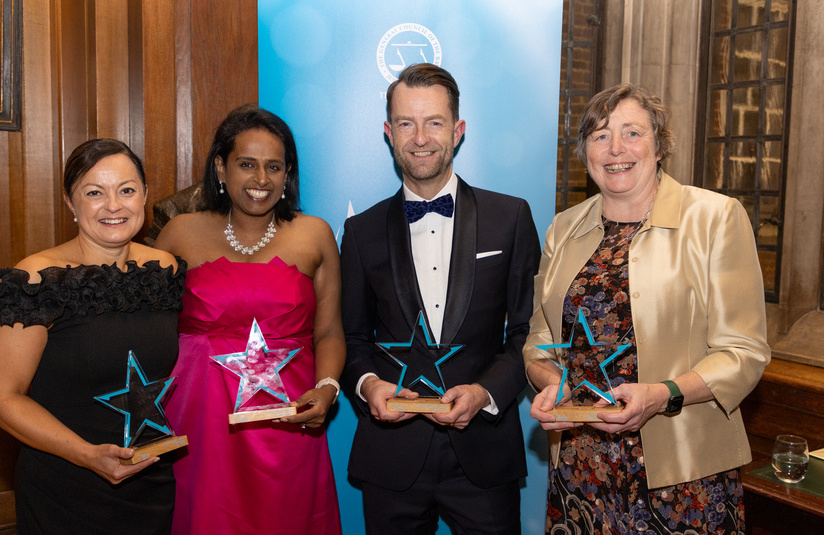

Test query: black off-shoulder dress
[0,260,185,535]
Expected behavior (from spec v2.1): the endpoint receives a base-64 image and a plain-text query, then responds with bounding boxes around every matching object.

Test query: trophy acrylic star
[376,312,463,413]
[95,351,188,465]
[211,318,301,424]
[535,307,630,422]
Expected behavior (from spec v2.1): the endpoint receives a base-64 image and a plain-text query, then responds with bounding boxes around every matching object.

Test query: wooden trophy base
[122,435,189,465]
[229,404,297,424]
[386,397,454,413]
[550,405,624,422]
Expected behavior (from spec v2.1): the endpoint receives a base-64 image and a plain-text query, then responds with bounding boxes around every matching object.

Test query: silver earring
[219,182,225,194]
[281,185,286,200]
[73,214,77,223]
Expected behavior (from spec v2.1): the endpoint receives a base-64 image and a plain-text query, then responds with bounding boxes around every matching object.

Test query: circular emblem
[376,23,442,83]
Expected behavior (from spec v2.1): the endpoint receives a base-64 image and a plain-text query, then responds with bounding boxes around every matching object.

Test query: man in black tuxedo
[340,63,540,534]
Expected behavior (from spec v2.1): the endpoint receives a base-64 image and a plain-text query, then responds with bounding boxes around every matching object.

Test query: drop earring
[73,213,77,223]
[219,182,225,194]
[281,184,286,200]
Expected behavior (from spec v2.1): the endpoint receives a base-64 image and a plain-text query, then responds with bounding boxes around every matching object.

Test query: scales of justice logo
[377,23,442,83]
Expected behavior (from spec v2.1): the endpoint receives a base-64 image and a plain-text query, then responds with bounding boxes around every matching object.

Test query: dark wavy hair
[63,139,146,197]
[201,104,301,221]
[386,63,460,122]
[575,83,674,167]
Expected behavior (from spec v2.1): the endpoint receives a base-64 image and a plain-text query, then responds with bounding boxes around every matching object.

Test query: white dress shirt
[403,174,457,343]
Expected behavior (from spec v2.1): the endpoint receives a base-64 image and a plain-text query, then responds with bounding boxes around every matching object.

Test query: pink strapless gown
[167,257,341,535]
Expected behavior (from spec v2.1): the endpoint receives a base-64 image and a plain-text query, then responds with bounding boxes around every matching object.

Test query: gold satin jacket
[523,172,770,488]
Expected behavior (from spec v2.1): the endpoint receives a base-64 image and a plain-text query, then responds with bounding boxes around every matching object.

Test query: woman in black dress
[0,139,185,534]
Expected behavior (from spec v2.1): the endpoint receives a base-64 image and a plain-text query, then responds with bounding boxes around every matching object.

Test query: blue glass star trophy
[95,351,188,465]
[535,308,630,422]
[211,319,302,424]
[376,312,463,413]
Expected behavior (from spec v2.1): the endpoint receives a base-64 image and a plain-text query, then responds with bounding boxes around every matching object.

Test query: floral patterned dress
[546,218,745,535]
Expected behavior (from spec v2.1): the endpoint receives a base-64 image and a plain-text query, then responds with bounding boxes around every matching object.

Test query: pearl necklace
[224,211,276,255]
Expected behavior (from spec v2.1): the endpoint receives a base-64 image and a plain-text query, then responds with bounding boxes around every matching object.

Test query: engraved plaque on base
[211,319,301,424]
[549,405,624,422]
[535,307,631,422]
[95,351,188,465]
[376,312,463,414]
[386,397,454,413]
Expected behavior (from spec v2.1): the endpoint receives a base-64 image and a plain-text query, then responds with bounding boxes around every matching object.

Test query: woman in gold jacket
[523,84,770,534]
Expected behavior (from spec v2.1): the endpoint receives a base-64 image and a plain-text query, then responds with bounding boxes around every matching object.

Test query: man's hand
[361,375,417,423]
[425,383,488,429]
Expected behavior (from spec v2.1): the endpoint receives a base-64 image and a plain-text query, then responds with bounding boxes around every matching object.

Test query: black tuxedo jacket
[340,177,540,490]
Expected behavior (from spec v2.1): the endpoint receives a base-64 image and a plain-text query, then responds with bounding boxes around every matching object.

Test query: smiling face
[585,98,661,203]
[384,83,466,197]
[215,128,289,218]
[65,153,147,248]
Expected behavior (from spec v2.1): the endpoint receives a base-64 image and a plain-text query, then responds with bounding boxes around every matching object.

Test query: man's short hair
[386,63,460,122]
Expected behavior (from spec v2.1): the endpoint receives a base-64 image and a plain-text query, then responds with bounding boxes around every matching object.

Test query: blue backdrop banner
[258,2,562,533]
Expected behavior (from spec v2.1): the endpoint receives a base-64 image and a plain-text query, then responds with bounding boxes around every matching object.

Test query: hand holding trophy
[535,308,629,422]
[95,351,188,465]
[376,312,463,413]
[211,318,302,424]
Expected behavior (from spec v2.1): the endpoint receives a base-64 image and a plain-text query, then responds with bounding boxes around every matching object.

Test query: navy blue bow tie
[403,194,455,223]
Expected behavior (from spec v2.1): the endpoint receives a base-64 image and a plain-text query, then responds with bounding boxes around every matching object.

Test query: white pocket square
[476,250,502,259]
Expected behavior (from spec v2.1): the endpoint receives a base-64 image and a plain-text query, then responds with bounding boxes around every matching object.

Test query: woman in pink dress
[155,105,343,534]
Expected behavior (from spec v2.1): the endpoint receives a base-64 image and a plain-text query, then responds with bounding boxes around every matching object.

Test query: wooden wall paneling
[189,0,258,188]
[4,129,22,264]
[174,0,193,192]
[55,0,92,244]
[742,359,824,460]
[127,0,144,179]
[139,0,177,236]
[21,0,59,259]
[0,134,10,267]
[92,0,129,142]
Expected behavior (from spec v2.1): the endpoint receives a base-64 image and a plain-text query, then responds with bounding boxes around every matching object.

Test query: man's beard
[393,145,453,184]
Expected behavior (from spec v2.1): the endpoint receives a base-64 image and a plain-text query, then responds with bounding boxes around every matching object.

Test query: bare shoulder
[155,212,221,254]
[12,245,74,283]
[288,213,336,242]
[129,242,181,271]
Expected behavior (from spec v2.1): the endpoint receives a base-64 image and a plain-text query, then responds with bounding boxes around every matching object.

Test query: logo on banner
[377,23,442,83]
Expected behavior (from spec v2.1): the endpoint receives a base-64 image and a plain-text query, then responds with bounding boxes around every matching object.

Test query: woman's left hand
[279,384,338,428]
[588,381,667,433]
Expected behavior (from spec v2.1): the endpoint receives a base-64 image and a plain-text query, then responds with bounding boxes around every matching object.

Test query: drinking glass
[772,434,809,483]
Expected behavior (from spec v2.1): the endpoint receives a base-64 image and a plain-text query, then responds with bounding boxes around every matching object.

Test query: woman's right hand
[529,384,582,431]
[81,443,158,485]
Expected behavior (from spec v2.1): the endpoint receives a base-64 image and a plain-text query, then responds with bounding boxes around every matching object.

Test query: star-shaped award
[376,312,463,396]
[536,307,631,407]
[211,318,301,412]
[95,350,175,448]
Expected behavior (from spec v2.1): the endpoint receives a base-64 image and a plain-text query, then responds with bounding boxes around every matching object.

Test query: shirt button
[631,257,639,262]
[433,267,437,271]
[435,304,440,308]
[632,291,640,298]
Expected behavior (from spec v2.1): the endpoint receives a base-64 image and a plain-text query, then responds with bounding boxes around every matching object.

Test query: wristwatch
[661,380,684,415]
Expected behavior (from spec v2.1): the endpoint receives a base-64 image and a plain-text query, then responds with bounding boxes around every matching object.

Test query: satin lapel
[441,178,476,344]
[387,189,426,333]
